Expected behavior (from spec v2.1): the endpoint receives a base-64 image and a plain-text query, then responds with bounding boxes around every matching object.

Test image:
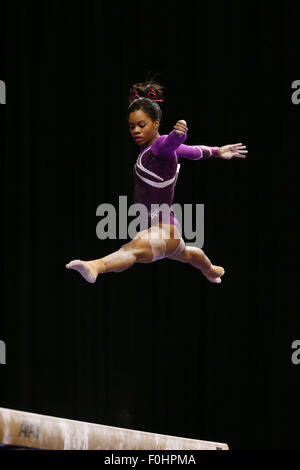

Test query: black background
[0,0,299,450]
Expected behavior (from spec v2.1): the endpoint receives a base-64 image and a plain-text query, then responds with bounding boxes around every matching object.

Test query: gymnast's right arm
[151,120,188,158]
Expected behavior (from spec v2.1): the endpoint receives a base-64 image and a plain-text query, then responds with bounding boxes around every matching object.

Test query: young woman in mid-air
[66,81,247,284]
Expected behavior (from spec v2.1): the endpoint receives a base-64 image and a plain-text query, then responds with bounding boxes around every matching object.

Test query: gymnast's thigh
[130,225,180,261]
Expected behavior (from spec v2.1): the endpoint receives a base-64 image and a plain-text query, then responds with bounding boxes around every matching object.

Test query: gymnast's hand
[173,120,188,136]
[217,143,248,160]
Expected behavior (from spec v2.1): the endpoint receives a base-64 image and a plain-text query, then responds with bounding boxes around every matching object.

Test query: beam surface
[0,407,229,450]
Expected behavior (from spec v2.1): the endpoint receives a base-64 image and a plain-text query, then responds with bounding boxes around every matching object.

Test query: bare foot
[65,259,99,283]
[202,265,225,284]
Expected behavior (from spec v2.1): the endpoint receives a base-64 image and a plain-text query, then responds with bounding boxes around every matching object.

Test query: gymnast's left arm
[176,140,248,160]
[174,120,248,160]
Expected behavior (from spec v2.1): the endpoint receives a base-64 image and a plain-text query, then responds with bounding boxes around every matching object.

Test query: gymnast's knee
[184,246,203,263]
[167,238,187,261]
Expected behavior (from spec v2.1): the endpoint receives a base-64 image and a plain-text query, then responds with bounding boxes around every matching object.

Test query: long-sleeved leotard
[133,130,219,235]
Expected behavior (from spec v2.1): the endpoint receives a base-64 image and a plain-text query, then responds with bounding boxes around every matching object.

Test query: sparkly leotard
[133,130,219,236]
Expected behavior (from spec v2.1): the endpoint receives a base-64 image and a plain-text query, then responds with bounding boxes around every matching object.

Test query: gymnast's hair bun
[128,81,165,105]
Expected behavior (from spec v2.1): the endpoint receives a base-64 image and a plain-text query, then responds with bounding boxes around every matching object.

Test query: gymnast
[66,81,247,284]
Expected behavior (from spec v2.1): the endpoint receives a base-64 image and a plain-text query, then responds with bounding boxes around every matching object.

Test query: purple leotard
[133,130,219,236]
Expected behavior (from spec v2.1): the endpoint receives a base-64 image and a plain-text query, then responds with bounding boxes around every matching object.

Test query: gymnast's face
[128,110,160,149]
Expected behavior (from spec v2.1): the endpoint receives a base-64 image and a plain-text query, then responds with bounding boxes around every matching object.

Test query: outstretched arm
[177,142,248,160]
[174,121,248,160]
[176,143,219,160]
[152,119,248,160]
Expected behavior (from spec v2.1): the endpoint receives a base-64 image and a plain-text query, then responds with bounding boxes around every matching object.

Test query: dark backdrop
[0,0,299,450]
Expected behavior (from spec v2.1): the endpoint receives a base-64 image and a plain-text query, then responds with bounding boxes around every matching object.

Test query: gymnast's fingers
[174,121,188,133]
[234,152,247,158]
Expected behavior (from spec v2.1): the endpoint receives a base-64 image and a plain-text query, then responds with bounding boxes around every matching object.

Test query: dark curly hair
[127,81,165,122]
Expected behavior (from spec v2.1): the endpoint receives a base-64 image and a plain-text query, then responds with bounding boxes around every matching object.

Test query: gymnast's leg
[65,223,181,283]
[167,240,225,284]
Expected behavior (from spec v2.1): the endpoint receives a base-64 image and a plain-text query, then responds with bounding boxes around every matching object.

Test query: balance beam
[0,407,229,450]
